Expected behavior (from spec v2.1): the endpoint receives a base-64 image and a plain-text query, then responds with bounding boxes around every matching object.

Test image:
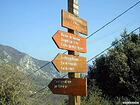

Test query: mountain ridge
[0,44,61,87]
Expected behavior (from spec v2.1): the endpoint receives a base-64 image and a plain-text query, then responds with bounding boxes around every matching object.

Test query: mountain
[0,44,61,87]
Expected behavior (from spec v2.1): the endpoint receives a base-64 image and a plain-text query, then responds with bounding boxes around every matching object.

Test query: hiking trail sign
[61,10,88,35]
[52,30,87,53]
[48,78,87,96]
[52,53,87,73]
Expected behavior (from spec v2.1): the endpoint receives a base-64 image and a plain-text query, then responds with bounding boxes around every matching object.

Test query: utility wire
[29,26,140,98]
[60,0,140,54]
[87,26,140,62]
[26,62,51,78]
[15,27,140,97]
[30,86,49,97]
[26,0,140,97]
[86,0,140,39]
[3,0,140,98]
[6,0,140,83]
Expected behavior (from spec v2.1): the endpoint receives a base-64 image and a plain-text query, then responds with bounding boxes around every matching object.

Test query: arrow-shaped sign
[52,53,87,73]
[48,78,87,96]
[52,30,87,53]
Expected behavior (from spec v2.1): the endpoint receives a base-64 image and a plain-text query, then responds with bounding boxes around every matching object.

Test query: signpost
[62,10,88,35]
[52,30,87,53]
[49,0,88,105]
[52,53,87,73]
[48,78,87,96]
[67,1,84,104]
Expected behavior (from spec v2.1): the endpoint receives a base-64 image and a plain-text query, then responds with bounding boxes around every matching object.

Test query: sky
[0,0,140,64]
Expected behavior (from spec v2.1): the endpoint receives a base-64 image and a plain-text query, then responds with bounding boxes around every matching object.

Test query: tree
[0,63,34,104]
[88,31,140,101]
[0,63,66,105]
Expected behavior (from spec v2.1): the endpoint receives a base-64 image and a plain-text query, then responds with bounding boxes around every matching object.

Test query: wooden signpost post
[52,30,87,53]
[67,0,87,104]
[48,78,87,96]
[48,0,88,105]
[52,53,87,73]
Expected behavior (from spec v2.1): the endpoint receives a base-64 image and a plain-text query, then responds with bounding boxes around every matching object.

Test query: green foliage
[88,31,140,103]
[0,63,54,105]
[0,63,66,105]
[81,88,111,105]
[0,63,34,104]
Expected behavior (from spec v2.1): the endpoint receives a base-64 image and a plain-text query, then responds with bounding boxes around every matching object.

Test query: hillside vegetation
[0,63,35,104]
[82,31,140,105]
[0,63,66,105]
[0,44,66,105]
[0,31,139,105]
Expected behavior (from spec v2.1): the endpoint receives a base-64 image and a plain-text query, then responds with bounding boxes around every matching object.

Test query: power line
[29,73,68,97]
[2,0,140,98]
[7,0,140,83]
[26,62,51,78]
[30,86,49,97]
[24,0,140,97]
[88,27,140,97]
[87,26,140,63]
[86,0,140,39]
[29,26,140,98]
[13,52,67,87]
[87,46,113,63]
[56,0,140,59]
[29,27,140,98]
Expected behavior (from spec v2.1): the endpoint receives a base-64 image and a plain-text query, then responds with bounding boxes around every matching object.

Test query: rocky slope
[0,44,61,87]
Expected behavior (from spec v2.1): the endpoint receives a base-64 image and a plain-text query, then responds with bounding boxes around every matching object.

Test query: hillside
[0,44,61,87]
[0,44,68,105]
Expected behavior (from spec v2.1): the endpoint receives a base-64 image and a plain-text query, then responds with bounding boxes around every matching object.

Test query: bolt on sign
[61,10,88,35]
[48,78,87,96]
[52,53,87,73]
[52,30,87,53]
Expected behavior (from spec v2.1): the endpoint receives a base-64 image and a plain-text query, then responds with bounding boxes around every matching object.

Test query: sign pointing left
[52,30,87,53]
[52,53,87,73]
